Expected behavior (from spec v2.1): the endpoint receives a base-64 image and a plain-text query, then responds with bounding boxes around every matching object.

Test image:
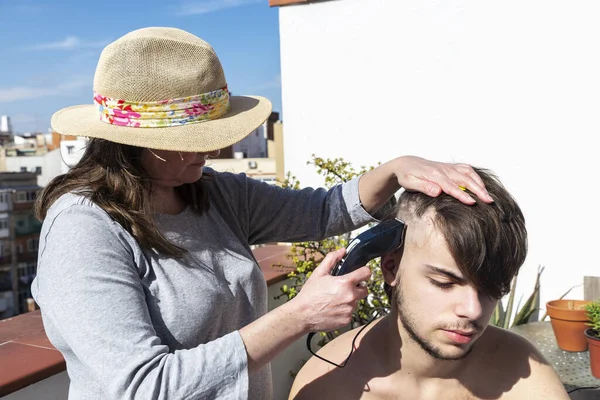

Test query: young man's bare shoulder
[472,325,569,399]
[289,322,378,400]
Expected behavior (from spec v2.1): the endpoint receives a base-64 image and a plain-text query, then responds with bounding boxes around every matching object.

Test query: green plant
[490,265,544,329]
[490,265,580,328]
[275,155,388,347]
[585,300,600,338]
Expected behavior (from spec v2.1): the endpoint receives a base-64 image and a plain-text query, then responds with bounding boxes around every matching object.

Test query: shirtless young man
[290,168,569,400]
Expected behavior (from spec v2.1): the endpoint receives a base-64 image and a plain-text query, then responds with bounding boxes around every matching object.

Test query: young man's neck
[377,311,471,381]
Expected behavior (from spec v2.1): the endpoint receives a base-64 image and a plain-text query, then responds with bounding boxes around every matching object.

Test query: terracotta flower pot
[585,329,600,379]
[546,299,590,352]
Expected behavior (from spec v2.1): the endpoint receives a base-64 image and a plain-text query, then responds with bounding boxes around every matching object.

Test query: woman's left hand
[358,155,494,213]
[392,156,494,205]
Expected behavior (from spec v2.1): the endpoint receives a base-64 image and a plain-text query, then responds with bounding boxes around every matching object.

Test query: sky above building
[0,0,282,134]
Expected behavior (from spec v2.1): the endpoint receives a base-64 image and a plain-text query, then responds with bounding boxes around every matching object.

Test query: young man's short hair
[384,167,527,300]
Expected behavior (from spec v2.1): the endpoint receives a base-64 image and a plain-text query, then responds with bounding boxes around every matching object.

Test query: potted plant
[584,300,600,378]
[546,299,590,352]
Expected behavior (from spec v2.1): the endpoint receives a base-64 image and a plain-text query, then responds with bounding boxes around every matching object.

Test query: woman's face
[141,148,220,188]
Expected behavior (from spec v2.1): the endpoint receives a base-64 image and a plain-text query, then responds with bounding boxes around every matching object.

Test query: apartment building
[0,172,41,319]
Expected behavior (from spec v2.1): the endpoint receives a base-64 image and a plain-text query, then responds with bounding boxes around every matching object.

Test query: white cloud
[0,87,52,102]
[0,77,90,103]
[176,0,262,16]
[25,36,109,51]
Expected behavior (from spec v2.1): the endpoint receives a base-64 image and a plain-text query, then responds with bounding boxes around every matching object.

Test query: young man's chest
[346,374,521,400]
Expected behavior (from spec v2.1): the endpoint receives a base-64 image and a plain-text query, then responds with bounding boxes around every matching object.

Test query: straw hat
[51,27,272,152]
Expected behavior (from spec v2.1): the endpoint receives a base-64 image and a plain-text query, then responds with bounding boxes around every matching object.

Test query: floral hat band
[93,85,231,128]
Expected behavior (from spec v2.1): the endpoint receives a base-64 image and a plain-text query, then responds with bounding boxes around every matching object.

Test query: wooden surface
[584,276,600,301]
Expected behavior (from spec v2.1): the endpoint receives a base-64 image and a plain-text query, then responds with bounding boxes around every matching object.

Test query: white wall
[4,149,63,187]
[4,371,69,400]
[268,278,312,400]
[233,122,268,158]
[278,0,600,312]
[0,190,10,212]
[59,139,87,174]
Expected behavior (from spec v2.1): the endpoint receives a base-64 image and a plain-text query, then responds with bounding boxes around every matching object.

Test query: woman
[32,27,493,400]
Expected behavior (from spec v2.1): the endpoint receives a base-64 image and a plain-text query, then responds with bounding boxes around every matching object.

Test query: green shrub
[275,155,387,347]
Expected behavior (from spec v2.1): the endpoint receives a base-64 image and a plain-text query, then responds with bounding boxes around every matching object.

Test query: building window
[17,245,23,254]
[0,219,7,230]
[27,262,36,276]
[35,166,42,175]
[0,193,7,204]
[15,190,37,203]
[20,167,27,172]
[66,145,74,155]
[17,262,36,277]
[27,238,39,253]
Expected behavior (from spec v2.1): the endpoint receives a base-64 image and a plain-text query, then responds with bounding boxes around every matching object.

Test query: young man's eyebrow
[424,264,466,283]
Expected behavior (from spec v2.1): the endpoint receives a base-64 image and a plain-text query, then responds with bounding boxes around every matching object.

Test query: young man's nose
[454,287,484,321]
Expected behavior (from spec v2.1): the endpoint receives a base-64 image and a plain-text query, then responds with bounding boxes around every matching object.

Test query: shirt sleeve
[33,203,250,400]
[210,170,394,245]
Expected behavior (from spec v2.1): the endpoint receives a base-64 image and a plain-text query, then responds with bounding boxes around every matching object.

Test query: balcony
[0,244,308,400]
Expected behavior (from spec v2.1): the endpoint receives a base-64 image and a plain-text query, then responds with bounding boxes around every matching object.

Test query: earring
[178,151,184,161]
[147,149,167,162]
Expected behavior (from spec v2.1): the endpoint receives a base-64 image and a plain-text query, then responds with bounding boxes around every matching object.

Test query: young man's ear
[381,251,400,286]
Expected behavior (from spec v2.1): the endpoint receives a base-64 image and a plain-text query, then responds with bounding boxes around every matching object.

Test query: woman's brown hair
[35,138,209,257]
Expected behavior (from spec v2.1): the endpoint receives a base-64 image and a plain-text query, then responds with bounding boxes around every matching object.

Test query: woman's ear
[381,251,400,286]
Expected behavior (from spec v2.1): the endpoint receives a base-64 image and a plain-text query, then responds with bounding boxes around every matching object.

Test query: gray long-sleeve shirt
[32,169,387,399]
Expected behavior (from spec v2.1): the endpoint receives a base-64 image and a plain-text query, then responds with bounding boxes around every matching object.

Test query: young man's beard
[394,280,480,361]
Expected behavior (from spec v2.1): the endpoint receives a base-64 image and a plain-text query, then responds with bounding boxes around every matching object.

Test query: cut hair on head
[385,167,527,299]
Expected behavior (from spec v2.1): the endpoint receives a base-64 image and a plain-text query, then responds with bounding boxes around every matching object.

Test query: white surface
[4,148,62,187]
[268,278,312,400]
[0,116,13,135]
[4,371,69,400]
[278,0,600,313]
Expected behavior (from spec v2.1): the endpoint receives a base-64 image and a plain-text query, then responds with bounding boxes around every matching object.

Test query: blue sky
[0,0,282,134]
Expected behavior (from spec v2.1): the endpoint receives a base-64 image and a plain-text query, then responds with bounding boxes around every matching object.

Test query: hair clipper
[331,218,406,276]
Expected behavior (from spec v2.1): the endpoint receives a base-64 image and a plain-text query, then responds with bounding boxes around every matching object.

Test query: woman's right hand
[292,248,372,333]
